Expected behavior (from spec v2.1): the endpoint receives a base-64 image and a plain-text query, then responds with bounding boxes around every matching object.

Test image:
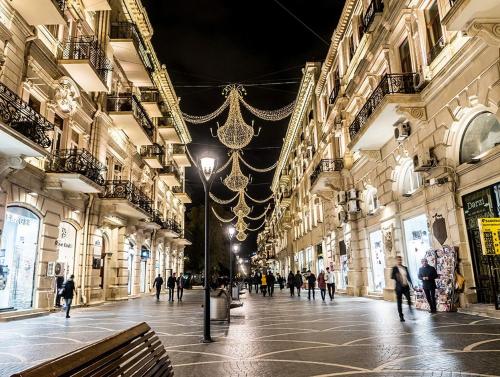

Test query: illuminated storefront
[56,222,77,280]
[368,230,385,292]
[403,214,431,285]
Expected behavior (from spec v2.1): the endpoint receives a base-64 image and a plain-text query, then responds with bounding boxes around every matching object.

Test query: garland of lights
[215,155,232,174]
[244,191,274,204]
[245,207,269,221]
[239,97,295,121]
[247,220,266,232]
[211,207,236,223]
[238,153,278,173]
[209,192,239,205]
[182,95,230,124]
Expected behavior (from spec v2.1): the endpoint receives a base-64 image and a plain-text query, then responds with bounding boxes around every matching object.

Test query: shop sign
[478,218,500,255]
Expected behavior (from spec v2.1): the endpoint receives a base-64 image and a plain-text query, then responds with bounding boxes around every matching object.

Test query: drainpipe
[80,194,94,305]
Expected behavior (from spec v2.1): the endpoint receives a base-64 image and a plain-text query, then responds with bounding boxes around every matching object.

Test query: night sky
[143,0,345,255]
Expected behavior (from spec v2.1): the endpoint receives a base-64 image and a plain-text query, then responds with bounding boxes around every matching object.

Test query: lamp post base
[201,336,213,343]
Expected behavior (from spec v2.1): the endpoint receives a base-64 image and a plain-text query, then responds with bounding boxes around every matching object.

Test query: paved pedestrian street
[0,289,499,377]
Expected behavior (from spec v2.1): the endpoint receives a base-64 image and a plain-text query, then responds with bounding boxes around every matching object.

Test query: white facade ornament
[55,77,81,115]
[466,21,500,47]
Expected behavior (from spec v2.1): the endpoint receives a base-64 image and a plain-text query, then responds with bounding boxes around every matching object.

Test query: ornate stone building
[0,0,191,313]
[259,0,500,309]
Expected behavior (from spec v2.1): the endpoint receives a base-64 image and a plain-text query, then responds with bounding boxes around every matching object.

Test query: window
[29,95,41,113]
[425,2,443,50]
[460,112,500,163]
[400,159,422,195]
[399,38,412,73]
[70,129,79,149]
[365,186,379,214]
[53,115,64,151]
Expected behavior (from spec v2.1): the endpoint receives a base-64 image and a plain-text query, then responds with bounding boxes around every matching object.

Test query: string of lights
[182,95,230,124]
[245,206,269,220]
[247,220,266,232]
[244,191,274,204]
[211,207,236,223]
[209,192,239,205]
[240,97,295,121]
[239,153,278,172]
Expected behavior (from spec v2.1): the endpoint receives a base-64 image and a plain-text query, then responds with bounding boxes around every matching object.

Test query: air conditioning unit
[413,71,426,90]
[413,149,437,172]
[394,121,410,141]
[347,199,360,213]
[337,191,347,204]
[348,188,358,200]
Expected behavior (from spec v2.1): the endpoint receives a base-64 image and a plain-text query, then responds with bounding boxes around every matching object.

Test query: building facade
[259,0,500,308]
[0,0,191,312]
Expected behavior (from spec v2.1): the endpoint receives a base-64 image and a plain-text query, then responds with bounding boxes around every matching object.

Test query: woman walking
[294,270,303,297]
[287,271,295,296]
[261,273,268,297]
[318,270,327,302]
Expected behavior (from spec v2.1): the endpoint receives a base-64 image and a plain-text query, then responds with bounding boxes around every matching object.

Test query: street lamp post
[231,243,239,297]
[198,155,216,343]
[228,226,235,298]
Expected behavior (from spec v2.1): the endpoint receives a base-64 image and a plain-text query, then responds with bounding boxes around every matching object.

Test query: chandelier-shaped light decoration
[232,190,251,217]
[223,152,249,192]
[237,231,247,242]
[235,216,248,232]
[216,85,254,149]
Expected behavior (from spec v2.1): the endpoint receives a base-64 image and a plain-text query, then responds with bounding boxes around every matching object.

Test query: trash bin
[232,285,239,300]
[210,288,230,321]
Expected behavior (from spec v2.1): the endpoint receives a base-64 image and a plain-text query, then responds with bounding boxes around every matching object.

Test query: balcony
[59,37,112,92]
[427,36,446,64]
[140,209,163,230]
[158,165,181,187]
[110,22,153,87]
[140,143,164,169]
[175,229,192,246]
[140,88,162,118]
[45,149,106,193]
[107,94,154,145]
[159,218,181,238]
[279,190,292,209]
[158,116,181,143]
[10,0,65,25]
[328,78,341,105]
[81,0,110,11]
[310,159,344,194]
[281,212,292,230]
[362,0,384,32]
[0,83,53,157]
[172,144,191,167]
[172,186,192,204]
[442,0,500,32]
[99,180,153,219]
[348,73,422,151]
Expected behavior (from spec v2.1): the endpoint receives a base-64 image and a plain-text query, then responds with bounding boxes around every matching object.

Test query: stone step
[0,309,50,322]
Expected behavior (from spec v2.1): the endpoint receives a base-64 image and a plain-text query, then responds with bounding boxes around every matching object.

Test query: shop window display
[403,214,431,285]
[369,230,385,292]
[0,206,40,310]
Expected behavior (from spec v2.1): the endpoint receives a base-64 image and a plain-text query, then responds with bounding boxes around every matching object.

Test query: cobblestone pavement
[0,288,499,377]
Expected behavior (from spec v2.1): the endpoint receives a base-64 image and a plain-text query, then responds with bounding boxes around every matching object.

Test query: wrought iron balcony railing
[172,144,186,154]
[311,158,344,187]
[140,143,165,164]
[107,94,154,140]
[151,209,164,226]
[363,0,384,31]
[160,218,181,234]
[159,164,181,183]
[110,22,153,73]
[99,180,153,216]
[47,149,106,186]
[328,78,341,105]
[0,82,53,149]
[59,37,112,86]
[140,88,160,103]
[348,73,420,140]
[427,36,445,64]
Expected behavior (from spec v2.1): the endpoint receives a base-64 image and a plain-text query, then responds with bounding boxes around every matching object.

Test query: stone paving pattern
[0,288,499,377]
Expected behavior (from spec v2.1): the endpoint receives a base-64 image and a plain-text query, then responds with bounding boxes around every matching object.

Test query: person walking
[247,275,253,293]
[391,256,413,322]
[287,271,295,296]
[55,275,64,308]
[325,267,336,300]
[62,274,76,318]
[153,274,164,300]
[254,272,260,293]
[306,270,316,300]
[318,270,327,301]
[176,273,184,301]
[167,273,176,302]
[277,274,284,291]
[261,273,268,297]
[294,270,303,297]
[267,271,275,297]
[418,258,438,313]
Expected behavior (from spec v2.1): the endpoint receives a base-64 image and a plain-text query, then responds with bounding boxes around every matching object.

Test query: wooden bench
[12,322,173,377]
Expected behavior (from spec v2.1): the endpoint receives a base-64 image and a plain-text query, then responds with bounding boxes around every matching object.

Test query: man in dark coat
[153,274,164,300]
[167,273,176,302]
[62,274,76,318]
[418,259,438,313]
[391,256,413,322]
[294,271,303,297]
[287,271,295,296]
[176,273,184,301]
[254,272,260,293]
[267,271,276,297]
[306,270,316,300]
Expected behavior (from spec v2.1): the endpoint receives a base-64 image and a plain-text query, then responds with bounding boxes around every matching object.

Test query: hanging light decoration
[235,216,247,232]
[223,152,249,192]
[237,231,247,241]
[216,85,254,149]
[232,190,251,217]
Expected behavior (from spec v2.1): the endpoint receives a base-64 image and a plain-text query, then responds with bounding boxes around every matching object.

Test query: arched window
[460,112,500,163]
[364,185,378,214]
[400,159,422,196]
